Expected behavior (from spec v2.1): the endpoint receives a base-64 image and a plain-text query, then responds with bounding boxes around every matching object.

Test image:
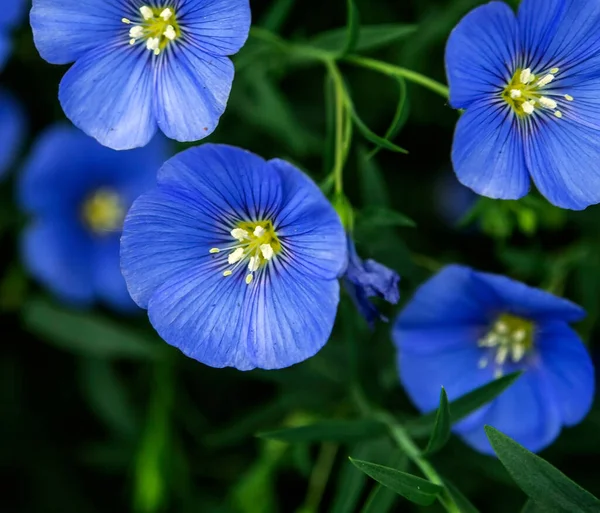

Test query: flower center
[477,314,534,378]
[209,220,282,285]
[82,188,125,235]
[122,5,181,56]
[501,66,573,119]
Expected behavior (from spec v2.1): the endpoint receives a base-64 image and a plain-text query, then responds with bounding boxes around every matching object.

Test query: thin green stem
[302,443,339,512]
[326,60,347,196]
[344,55,450,99]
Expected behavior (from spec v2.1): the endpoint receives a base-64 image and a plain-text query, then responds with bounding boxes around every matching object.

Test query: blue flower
[30,0,251,150]
[120,144,347,370]
[392,265,595,454]
[19,124,168,311]
[0,0,26,70]
[343,237,400,327]
[0,89,25,178]
[446,0,600,210]
[434,170,477,227]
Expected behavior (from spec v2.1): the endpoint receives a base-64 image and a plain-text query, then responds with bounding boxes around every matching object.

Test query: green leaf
[349,458,442,506]
[259,0,296,32]
[486,426,600,513]
[341,0,360,56]
[258,419,387,444]
[23,298,161,360]
[444,480,480,513]
[352,109,409,154]
[311,24,417,54]
[423,388,451,455]
[357,206,416,231]
[521,500,552,512]
[406,372,522,437]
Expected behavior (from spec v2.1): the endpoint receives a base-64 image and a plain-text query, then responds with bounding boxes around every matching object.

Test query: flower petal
[445,1,518,109]
[459,369,562,454]
[59,43,156,150]
[0,34,10,71]
[0,89,25,179]
[452,99,530,200]
[269,158,347,280]
[153,45,233,143]
[30,0,122,65]
[179,0,251,56]
[1,0,26,29]
[22,218,94,306]
[536,321,594,426]
[524,116,600,210]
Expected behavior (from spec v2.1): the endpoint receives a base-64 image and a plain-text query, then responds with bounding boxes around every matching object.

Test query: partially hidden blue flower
[446,0,600,210]
[120,144,347,370]
[392,265,594,455]
[0,0,26,70]
[434,170,477,227]
[343,237,400,328]
[0,89,25,178]
[19,124,168,311]
[30,0,251,150]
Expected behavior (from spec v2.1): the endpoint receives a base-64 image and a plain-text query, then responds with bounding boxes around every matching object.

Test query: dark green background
[2,0,599,512]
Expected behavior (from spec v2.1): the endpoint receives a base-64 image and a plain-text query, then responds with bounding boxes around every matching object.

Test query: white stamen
[253,226,266,237]
[509,89,522,99]
[564,94,574,101]
[140,5,154,20]
[228,248,245,265]
[536,74,555,87]
[164,25,176,41]
[520,68,533,84]
[160,8,173,20]
[248,256,260,272]
[495,321,508,334]
[495,346,509,365]
[513,329,527,343]
[522,101,535,115]
[538,96,557,109]
[260,243,274,261]
[122,18,132,24]
[245,274,254,285]
[223,270,232,277]
[209,248,220,254]
[550,67,559,74]
[146,37,160,52]
[129,39,136,45]
[478,357,489,369]
[511,344,526,363]
[231,228,249,241]
[129,26,144,39]
[494,368,504,379]
[554,111,563,118]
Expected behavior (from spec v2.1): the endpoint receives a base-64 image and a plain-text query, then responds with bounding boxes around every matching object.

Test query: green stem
[326,60,348,196]
[302,443,339,512]
[344,55,450,99]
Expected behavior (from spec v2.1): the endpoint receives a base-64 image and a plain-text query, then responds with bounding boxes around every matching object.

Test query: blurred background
[2,0,600,512]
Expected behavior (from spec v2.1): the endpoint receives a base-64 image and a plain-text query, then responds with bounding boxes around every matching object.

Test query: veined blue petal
[0,89,25,179]
[536,321,594,426]
[525,115,600,210]
[471,269,586,322]
[179,0,251,56]
[394,265,498,329]
[459,368,562,454]
[452,99,530,200]
[445,1,517,109]
[22,218,94,306]
[270,159,347,280]
[153,45,233,142]
[30,0,123,65]
[59,43,157,150]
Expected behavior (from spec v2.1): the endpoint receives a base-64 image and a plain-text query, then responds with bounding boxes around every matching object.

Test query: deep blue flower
[30,0,251,150]
[392,265,594,454]
[0,89,25,178]
[446,0,600,210]
[120,144,347,370]
[434,170,477,227]
[19,124,168,311]
[0,0,26,70]
[343,237,400,327]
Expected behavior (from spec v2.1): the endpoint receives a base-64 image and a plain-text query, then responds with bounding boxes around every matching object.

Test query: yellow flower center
[502,66,573,119]
[477,313,535,378]
[82,188,125,235]
[122,5,181,55]
[209,220,282,285]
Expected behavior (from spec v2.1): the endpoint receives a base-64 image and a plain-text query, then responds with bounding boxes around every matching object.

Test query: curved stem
[326,60,348,195]
[344,55,450,99]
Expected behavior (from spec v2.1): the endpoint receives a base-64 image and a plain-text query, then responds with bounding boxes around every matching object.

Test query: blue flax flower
[120,144,347,370]
[393,265,594,454]
[446,0,600,210]
[0,89,25,178]
[1,0,26,70]
[343,237,400,328]
[30,0,251,150]
[19,124,167,311]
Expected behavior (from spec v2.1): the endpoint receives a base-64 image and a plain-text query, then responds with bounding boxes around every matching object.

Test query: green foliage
[423,387,451,455]
[258,419,387,444]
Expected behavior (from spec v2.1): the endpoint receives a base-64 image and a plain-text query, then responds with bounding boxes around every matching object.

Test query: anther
[554,111,563,118]
[231,228,249,241]
[538,97,557,110]
[160,8,173,20]
[129,26,144,39]
[520,68,533,84]
[146,37,160,52]
[509,89,522,99]
[522,101,535,115]
[254,226,266,238]
[140,5,154,20]
[228,248,244,265]
[164,25,176,41]
[511,344,525,362]
[495,346,509,365]
[260,243,274,260]
[536,74,555,87]
[550,67,559,74]
[248,256,260,272]
[209,248,220,254]
[494,368,504,379]
[122,18,132,24]
[223,270,232,277]
[245,274,254,285]
[478,357,489,369]
[565,94,574,101]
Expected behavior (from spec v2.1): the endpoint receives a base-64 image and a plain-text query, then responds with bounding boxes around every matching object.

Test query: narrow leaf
[341,0,360,56]
[349,458,442,506]
[486,426,600,513]
[406,372,522,437]
[258,419,386,444]
[423,388,451,455]
[444,480,480,513]
[521,499,552,512]
[358,207,416,230]
[311,24,417,53]
[352,110,408,153]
